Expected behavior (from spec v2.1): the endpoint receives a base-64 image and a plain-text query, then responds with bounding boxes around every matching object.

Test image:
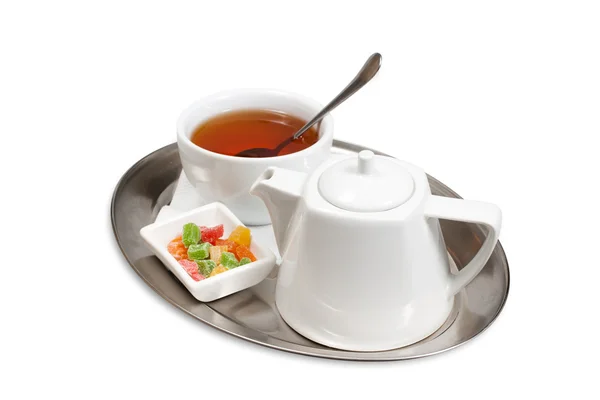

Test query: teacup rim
[176,88,334,163]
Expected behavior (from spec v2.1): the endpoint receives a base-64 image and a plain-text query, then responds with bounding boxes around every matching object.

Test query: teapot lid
[318,150,415,212]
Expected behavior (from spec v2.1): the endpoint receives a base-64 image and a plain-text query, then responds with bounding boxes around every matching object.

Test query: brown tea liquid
[190,109,319,157]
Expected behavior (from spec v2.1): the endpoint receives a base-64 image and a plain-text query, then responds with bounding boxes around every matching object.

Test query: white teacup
[176,89,334,225]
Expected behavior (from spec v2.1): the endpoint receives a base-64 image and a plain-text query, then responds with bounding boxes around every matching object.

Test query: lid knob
[358,150,375,175]
[318,151,416,213]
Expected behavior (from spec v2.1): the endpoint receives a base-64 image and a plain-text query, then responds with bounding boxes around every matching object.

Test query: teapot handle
[424,195,502,298]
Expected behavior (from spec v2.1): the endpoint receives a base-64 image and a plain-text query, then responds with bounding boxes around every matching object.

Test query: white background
[1,1,599,398]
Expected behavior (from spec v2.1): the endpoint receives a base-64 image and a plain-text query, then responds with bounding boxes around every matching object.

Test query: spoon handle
[292,52,382,140]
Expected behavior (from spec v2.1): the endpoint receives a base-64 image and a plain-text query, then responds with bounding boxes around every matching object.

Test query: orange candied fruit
[167,235,188,261]
[235,245,256,262]
[215,238,239,253]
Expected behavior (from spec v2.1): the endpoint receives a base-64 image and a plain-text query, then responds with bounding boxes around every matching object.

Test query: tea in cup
[176,89,334,225]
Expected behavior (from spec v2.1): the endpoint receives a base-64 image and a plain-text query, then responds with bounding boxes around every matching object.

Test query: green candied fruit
[220,252,239,270]
[196,259,216,277]
[182,223,201,247]
[239,257,252,266]
[187,242,211,260]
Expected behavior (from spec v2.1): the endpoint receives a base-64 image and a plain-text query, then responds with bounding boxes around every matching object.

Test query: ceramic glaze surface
[318,150,415,212]
[176,89,334,225]
[251,153,502,351]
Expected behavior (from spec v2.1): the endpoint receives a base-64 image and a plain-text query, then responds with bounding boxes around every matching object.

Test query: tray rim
[110,140,510,361]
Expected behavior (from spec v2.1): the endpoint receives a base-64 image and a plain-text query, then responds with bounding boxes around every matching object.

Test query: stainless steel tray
[111,141,510,361]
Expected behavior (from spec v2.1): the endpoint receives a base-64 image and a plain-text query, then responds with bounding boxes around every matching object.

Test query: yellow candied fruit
[228,225,251,247]
[209,246,228,263]
[209,265,228,277]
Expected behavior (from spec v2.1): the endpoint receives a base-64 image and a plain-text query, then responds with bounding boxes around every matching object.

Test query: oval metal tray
[111,141,510,361]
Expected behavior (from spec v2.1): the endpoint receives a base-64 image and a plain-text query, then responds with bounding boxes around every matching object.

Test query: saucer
[111,141,510,360]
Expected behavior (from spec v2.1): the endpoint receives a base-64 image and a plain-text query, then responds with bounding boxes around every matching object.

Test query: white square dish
[139,202,277,302]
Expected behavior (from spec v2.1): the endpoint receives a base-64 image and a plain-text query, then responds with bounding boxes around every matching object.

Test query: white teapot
[250,150,502,351]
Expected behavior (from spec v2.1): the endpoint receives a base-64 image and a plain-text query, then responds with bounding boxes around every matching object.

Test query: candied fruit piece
[209,265,228,277]
[182,223,201,247]
[215,239,239,253]
[239,257,252,266]
[228,225,251,247]
[200,224,224,245]
[178,259,204,281]
[209,245,228,263]
[167,236,188,261]
[187,242,211,260]
[235,245,257,262]
[167,236,182,252]
[196,260,216,277]
[220,251,240,270]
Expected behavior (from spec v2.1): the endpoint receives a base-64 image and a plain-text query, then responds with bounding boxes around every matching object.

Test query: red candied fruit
[178,259,204,281]
[200,224,224,245]
[235,245,257,262]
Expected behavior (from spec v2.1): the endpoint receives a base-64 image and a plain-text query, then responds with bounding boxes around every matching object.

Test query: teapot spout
[250,167,307,253]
